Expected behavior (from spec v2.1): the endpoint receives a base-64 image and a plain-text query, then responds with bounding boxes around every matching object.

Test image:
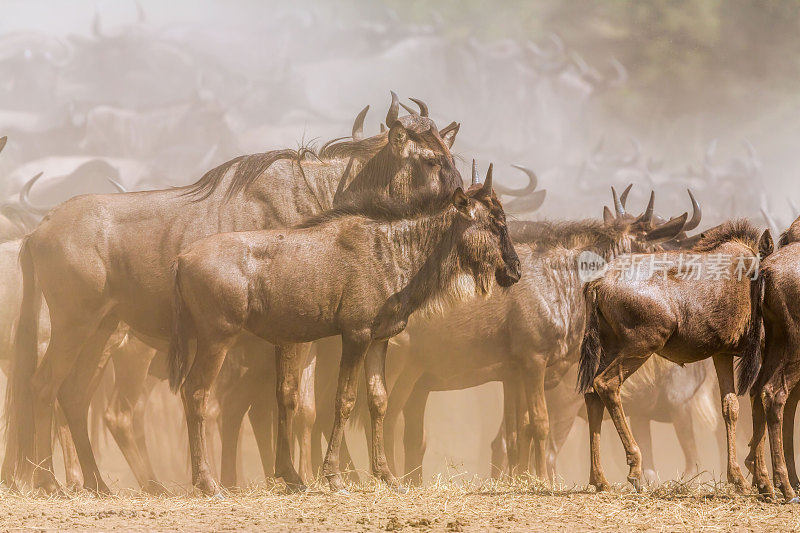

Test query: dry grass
[1,474,799,531]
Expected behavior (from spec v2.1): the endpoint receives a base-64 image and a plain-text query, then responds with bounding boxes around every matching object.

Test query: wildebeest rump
[5,93,464,494]
[578,220,773,491]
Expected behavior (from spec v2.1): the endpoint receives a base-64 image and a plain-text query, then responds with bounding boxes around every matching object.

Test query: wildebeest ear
[452,187,474,219]
[439,122,460,149]
[602,206,614,225]
[759,229,774,257]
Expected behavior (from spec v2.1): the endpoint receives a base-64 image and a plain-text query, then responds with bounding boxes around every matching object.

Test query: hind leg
[592,353,652,491]
[711,354,747,490]
[630,417,656,484]
[762,375,797,500]
[297,348,317,485]
[181,339,232,495]
[57,314,119,494]
[55,406,83,490]
[384,364,423,475]
[248,390,275,480]
[218,371,254,489]
[490,420,507,478]
[671,403,699,478]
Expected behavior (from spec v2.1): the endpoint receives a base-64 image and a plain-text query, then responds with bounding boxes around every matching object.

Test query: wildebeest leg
[104,344,163,494]
[297,348,317,485]
[323,335,370,492]
[516,394,533,474]
[363,340,398,487]
[402,378,431,485]
[762,374,796,500]
[274,343,308,490]
[630,417,655,484]
[518,355,549,479]
[670,403,699,478]
[384,364,423,475]
[247,392,275,480]
[592,354,652,491]
[490,419,507,478]
[219,370,255,489]
[55,405,83,490]
[711,354,747,490]
[783,387,800,490]
[56,314,119,494]
[501,378,520,475]
[584,392,609,491]
[747,392,774,497]
[181,338,231,495]
[132,377,158,487]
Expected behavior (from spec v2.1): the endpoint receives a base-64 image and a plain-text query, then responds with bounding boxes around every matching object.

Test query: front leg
[363,340,400,488]
[593,354,651,491]
[711,354,747,490]
[517,356,549,479]
[274,343,308,491]
[323,334,370,492]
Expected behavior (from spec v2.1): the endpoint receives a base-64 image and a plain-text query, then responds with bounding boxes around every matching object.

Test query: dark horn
[683,189,702,231]
[400,102,418,116]
[482,163,493,193]
[352,105,369,140]
[611,186,625,218]
[619,183,633,208]
[637,191,654,225]
[471,159,480,186]
[0,136,6,155]
[646,213,688,242]
[19,172,52,216]
[504,190,546,213]
[385,91,399,127]
[107,177,127,193]
[409,97,429,117]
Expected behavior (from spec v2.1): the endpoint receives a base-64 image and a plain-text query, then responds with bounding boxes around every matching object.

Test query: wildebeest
[167,169,521,493]
[383,185,692,482]
[578,220,773,491]
[747,215,800,501]
[5,93,464,494]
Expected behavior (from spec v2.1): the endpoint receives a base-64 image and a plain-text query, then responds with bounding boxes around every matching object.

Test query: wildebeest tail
[168,262,192,393]
[4,237,42,481]
[578,282,602,394]
[737,269,766,394]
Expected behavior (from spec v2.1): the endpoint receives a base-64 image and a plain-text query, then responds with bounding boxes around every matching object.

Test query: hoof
[143,481,171,496]
[787,497,800,504]
[628,476,643,493]
[210,492,226,501]
[285,482,307,494]
[194,475,220,496]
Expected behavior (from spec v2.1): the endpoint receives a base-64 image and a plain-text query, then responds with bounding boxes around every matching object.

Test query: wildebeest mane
[691,218,760,253]
[510,219,624,254]
[294,189,454,229]
[183,133,391,202]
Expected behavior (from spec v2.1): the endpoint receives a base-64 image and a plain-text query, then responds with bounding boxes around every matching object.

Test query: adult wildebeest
[578,220,773,491]
[383,183,693,482]
[5,93,463,494]
[747,215,800,501]
[168,171,521,493]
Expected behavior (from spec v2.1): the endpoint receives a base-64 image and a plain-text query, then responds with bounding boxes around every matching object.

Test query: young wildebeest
[579,220,773,491]
[167,171,521,493]
[747,215,800,501]
[383,185,691,482]
[6,93,464,494]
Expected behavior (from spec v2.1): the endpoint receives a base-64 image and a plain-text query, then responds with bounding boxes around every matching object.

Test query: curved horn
[637,191,655,225]
[504,190,547,214]
[400,102,418,116]
[683,189,702,231]
[409,97,429,117]
[19,172,52,216]
[645,213,688,243]
[611,186,625,218]
[380,123,386,133]
[107,177,127,193]
[0,136,6,155]
[471,159,480,186]
[482,163,493,193]
[619,183,633,208]
[352,105,369,140]
[491,164,538,196]
[385,91,399,126]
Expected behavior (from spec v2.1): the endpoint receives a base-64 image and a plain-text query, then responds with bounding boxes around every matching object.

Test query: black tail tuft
[737,270,766,395]
[578,283,602,394]
[168,262,191,393]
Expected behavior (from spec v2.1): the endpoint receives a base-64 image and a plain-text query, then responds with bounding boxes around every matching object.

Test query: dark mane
[183,133,391,202]
[779,216,800,247]
[692,218,760,253]
[294,189,454,229]
[510,219,623,252]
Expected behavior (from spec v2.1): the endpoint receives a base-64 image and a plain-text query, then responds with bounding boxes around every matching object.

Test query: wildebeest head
[455,163,521,289]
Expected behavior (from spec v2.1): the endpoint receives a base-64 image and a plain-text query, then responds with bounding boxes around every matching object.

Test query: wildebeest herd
[0,89,799,505]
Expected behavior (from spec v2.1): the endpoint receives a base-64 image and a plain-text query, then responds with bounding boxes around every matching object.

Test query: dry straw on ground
[1,474,799,531]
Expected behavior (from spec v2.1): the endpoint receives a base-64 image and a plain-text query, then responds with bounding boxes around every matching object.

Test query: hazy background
[2,0,799,488]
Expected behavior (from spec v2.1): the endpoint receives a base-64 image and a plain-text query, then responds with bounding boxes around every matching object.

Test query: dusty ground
[1,477,799,532]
